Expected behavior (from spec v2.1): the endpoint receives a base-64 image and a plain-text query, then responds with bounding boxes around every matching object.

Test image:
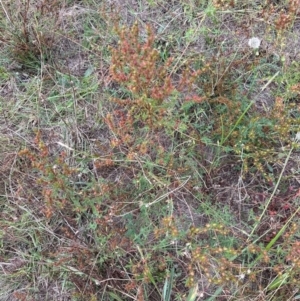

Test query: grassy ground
[0,0,300,300]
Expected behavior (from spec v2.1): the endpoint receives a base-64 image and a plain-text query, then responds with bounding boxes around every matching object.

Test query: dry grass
[1,0,300,300]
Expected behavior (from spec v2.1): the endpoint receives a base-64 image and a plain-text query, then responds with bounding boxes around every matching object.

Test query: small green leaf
[84,66,94,77]
[186,283,198,301]
[201,136,213,145]
[108,292,123,301]
[268,272,289,290]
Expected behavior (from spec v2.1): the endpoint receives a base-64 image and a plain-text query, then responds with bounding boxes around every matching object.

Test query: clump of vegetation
[1,0,300,300]
[0,0,62,71]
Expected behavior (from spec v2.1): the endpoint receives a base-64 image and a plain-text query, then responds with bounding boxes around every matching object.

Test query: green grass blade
[163,266,175,301]
[186,283,198,301]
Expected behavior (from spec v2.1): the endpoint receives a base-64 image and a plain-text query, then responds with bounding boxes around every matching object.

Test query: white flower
[248,37,261,49]
[295,132,300,142]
